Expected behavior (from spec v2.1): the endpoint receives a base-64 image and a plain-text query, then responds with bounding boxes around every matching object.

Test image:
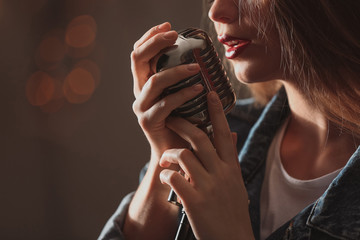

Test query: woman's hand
[131,22,203,162]
[124,23,205,239]
[159,92,255,240]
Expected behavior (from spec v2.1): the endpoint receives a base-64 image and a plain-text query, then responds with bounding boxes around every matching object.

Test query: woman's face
[208,0,283,84]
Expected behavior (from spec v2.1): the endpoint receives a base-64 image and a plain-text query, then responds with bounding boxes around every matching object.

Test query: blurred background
[0,0,202,239]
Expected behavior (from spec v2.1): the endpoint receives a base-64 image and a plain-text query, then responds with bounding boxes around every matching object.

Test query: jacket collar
[239,86,290,185]
[307,146,360,239]
[239,87,360,239]
[238,87,290,239]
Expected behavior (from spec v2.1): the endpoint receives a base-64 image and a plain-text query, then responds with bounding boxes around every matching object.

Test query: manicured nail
[163,31,177,40]
[187,63,200,71]
[192,84,203,92]
[208,91,219,104]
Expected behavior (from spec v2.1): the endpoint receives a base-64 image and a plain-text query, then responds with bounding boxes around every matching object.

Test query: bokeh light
[35,29,66,70]
[67,68,95,95]
[75,59,101,88]
[26,71,55,106]
[65,15,97,48]
[40,78,66,113]
[29,9,100,112]
[63,68,95,104]
[66,41,95,59]
[39,37,65,62]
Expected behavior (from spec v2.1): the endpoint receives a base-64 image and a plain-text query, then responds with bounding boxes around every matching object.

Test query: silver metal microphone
[153,28,236,240]
[154,28,236,129]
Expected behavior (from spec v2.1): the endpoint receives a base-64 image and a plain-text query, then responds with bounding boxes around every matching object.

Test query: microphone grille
[156,28,236,128]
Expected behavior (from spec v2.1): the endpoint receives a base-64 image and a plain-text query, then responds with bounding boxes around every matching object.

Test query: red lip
[218,35,251,59]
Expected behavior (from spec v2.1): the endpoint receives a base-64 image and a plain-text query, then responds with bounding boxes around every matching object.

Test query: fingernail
[187,63,200,71]
[192,84,203,92]
[208,91,219,104]
[158,22,169,31]
[163,31,177,40]
[159,171,166,183]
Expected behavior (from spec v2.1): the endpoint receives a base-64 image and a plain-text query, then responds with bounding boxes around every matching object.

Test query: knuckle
[130,49,138,62]
[151,25,159,33]
[132,100,139,114]
[138,114,150,129]
[146,74,160,90]
[178,148,192,161]
[157,98,169,111]
[133,41,139,50]
[132,99,146,114]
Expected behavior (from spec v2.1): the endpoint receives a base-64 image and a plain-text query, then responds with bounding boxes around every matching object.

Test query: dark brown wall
[0,0,202,239]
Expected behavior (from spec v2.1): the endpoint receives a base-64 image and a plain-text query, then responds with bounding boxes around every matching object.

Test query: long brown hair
[202,0,360,136]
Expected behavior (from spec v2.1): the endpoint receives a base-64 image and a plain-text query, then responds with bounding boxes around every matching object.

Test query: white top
[260,118,341,240]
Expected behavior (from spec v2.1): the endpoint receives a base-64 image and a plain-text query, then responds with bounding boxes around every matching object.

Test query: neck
[283,82,327,141]
[280,81,358,179]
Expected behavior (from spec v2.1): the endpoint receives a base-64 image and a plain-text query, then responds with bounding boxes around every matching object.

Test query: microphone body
[155,28,236,129]
[154,28,236,240]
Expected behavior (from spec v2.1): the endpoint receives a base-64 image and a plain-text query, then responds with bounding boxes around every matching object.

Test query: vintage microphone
[153,28,236,240]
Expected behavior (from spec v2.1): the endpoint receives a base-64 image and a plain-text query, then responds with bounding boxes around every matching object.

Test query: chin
[232,64,266,84]
[232,60,282,84]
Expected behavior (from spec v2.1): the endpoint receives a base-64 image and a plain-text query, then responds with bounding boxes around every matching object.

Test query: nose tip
[208,11,232,24]
[208,0,238,24]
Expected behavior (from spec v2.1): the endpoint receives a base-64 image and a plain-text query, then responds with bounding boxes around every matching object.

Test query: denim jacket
[232,87,360,240]
[99,87,360,240]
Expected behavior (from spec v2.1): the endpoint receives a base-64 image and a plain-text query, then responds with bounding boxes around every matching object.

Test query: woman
[100,0,360,239]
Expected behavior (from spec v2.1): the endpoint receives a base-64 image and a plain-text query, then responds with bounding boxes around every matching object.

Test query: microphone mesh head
[155,28,236,128]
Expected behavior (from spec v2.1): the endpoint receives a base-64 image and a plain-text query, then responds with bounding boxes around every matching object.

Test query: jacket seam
[244,157,266,185]
[306,200,350,240]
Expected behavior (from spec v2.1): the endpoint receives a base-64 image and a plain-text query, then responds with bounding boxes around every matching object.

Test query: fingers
[131,30,178,96]
[159,169,196,202]
[135,84,203,132]
[131,30,178,66]
[133,64,201,113]
[166,117,218,172]
[165,92,238,168]
[207,91,236,163]
[131,22,178,96]
[133,22,171,50]
[159,148,207,185]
